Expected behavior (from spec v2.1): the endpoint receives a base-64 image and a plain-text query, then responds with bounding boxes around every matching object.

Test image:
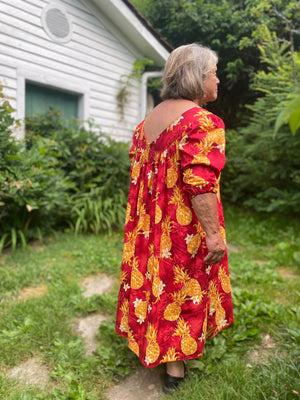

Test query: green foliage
[0,87,20,172]
[275,94,300,135]
[0,209,299,399]
[0,103,130,251]
[131,0,299,128]
[131,0,261,126]
[223,31,300,214]
[95,321,137,379]
[116,58,154,119]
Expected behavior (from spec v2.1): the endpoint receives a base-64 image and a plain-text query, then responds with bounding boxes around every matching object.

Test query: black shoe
[162,365,187,394]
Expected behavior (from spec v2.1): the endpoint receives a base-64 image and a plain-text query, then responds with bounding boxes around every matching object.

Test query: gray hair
[161,43,218,102]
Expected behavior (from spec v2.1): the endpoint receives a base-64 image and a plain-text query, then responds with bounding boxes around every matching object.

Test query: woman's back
[143,99,198,144]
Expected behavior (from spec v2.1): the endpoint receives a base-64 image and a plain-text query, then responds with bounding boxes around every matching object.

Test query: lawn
[0,206,299,399]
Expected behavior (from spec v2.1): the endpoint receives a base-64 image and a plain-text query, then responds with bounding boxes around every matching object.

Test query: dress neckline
[142,106,201,146]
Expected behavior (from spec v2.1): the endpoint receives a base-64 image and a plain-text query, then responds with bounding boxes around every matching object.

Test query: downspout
[139,71,163,121]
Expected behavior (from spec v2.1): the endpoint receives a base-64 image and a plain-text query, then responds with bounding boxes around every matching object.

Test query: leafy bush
[1,92,70,250]
[26,109,131,232]
[222,30,300,214]
[0,102,130,251]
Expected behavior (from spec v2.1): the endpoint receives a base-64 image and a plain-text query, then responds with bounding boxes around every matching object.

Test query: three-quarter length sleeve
[179,113,226,198]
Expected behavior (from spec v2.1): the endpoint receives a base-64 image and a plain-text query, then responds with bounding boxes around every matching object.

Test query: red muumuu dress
[115,106,233,368]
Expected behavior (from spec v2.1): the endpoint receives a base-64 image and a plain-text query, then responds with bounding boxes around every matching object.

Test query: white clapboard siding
[0,0,167,141]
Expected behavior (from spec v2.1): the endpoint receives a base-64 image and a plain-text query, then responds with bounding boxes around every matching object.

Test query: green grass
[0,207,299,399]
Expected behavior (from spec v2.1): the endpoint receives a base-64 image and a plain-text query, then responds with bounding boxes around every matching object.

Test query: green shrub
[223,31,300,214]
[0,102,130,251]
[25,109,130,233]
[25,109,130,197]
[0,103,71,250]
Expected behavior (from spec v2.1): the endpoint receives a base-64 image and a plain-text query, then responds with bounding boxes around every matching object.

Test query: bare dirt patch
[74,314,107,355]
[7,357,50,388]
[106,365,164,400]
[276,267,299,278]
[17,284,48,301]
[248,334,277,364]
[80,274,116,298]
[227,243,243,253]
[253,259,269,265]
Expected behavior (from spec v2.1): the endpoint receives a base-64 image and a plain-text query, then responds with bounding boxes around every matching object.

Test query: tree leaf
[289,108,300,134]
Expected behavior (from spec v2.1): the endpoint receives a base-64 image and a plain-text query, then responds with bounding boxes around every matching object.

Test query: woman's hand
[204,232,226,264]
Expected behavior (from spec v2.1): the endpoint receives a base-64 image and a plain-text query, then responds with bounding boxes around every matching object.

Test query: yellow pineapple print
[215,301,227,330]
[218,266,231,293]
[153,192,162,224]
[209,128,225,152]
[145,324,160,365]
[183,168,210,189]
[130,257,144,290]
[219,225,226,243]
[195,137,215,155]
[122,227,138,263]
[184,278,205,304]
[199,309,208,341]
[173,265,205,304]
[208,281,221,315]
[169,186,192,226]
[186,234,201,258]
[119,299,129,333]
[137,204,150,238]
[155,203,162,224]
[164,290,187,321]
[185,223,205,258]
[147,244,155,278]
[125,202,132,225]
[195,109,211,119]
[166,154,178,188]
[197,115,215,132]
[128,329,139,356]
[119,270,127,288]
[173,264,190,285]
[152,260,165,299]
[192,152,211,166]
[134,292,150,324]
[137,181,144,216]
[162,347,179,362]
[173,318,197,356]
[131,159,141,184]
[160,216,172,258]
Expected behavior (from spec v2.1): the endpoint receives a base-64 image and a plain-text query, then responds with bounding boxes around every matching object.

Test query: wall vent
[41,3,73,43]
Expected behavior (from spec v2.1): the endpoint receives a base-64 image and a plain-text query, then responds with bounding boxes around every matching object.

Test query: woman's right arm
[191,192,225,265]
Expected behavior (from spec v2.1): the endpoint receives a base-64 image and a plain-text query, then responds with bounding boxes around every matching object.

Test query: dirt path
[6,273,165,400]
[106,365,164,400]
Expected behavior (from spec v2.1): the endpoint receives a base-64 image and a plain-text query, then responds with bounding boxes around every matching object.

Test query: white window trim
[16,67,90,139]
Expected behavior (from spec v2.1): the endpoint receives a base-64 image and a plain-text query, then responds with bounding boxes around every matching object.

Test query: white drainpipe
[139,71,163,121]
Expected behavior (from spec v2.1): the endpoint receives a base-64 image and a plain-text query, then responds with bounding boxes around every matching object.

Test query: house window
[25,82,79,120]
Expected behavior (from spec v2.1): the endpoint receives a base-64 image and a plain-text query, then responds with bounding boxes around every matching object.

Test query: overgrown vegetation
[223,29,300,214]
[0,208,299,399]
[0,104,130,251]
[116,58,154,119]
[131,0,300,129]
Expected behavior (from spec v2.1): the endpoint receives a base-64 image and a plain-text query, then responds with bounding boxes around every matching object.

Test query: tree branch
[291,29,300,36]
[272,7,290,25]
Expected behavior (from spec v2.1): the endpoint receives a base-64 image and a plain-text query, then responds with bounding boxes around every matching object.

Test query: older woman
[115,43,233,394]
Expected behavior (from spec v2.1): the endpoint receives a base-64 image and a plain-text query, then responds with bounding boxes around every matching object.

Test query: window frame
[16,67,90,139]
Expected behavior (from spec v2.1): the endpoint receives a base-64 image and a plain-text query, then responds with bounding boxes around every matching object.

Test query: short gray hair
[161,43,218,102]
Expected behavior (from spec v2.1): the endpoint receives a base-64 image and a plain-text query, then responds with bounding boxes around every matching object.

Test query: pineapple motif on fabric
[116,107,234,368]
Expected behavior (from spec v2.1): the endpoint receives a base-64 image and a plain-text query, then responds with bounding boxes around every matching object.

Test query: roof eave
[91,0,171,66]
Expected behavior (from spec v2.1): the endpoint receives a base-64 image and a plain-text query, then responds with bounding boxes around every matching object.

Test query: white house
[0,0,171,141]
